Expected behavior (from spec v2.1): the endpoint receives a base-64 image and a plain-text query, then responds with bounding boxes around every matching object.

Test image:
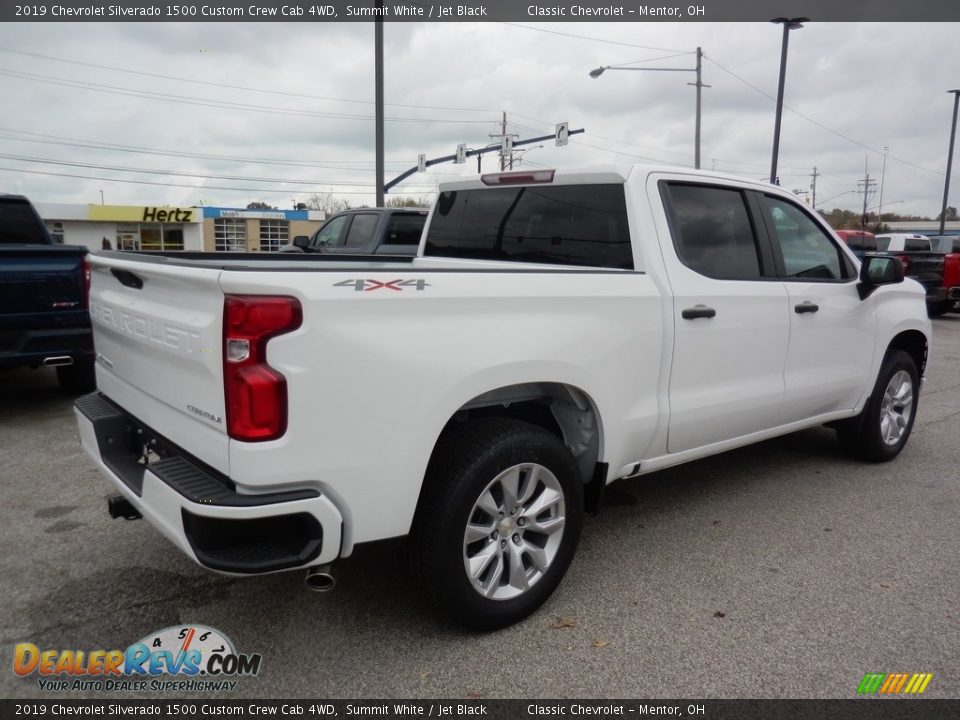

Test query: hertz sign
[88,205,198,223]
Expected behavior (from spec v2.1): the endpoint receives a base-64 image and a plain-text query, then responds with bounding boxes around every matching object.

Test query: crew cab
[74,166,930,629]
[279,207,427,256]
[1,194,94,392]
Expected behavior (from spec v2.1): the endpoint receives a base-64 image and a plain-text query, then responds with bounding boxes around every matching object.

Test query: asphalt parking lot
[2,317,958,700]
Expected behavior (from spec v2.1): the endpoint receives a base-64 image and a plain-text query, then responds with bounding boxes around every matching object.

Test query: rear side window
[0,199,48,244]
[663,183,762,280]
[384,213,427,245]
[424,184,632,269]
[904,237,931,251]
[875,237,891,251]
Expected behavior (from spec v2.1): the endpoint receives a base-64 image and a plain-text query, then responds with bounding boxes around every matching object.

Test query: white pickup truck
[75,165,930,629]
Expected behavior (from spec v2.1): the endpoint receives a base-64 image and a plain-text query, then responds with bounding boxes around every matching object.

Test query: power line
[503,24,688,53]
[0,128,418,170]
[705,55,960,182]
[0,153,441,188]
[0,46,496,114]
[0,68,496,124]
[0,165,439,195]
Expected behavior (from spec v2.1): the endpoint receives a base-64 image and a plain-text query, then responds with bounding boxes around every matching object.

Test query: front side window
[312,215,348,248]
[764,196,849,280]
[664,183,762,280]
[424,184,632,270]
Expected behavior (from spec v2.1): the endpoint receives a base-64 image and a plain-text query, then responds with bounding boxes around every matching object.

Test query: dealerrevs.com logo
[13,625,261,693]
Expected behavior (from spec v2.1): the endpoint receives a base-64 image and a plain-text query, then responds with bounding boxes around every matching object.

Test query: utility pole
[877,147,888,226]
[686,47,709,169]
[857,156,876,229]
[489,111,518,171]
[810,166,819,209]
[374,2,385,207]
[939,90,960,235]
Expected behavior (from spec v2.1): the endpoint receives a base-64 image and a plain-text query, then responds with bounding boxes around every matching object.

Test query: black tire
[56,358,96,394]
[408,418,584,630]
[836,350,919,462]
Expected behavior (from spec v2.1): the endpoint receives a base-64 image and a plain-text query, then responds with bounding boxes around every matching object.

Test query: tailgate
[88,254,230,474]
[904,252,945,292]
[0,245,87,319]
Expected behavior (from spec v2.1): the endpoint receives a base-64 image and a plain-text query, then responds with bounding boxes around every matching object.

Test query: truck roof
[436,164,796,195]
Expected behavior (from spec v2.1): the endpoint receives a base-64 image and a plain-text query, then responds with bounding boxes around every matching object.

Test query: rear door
[658,180,790,453]
[88,254,231,473]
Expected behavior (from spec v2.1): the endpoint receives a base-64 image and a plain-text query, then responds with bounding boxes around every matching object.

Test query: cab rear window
[424,184,633,269]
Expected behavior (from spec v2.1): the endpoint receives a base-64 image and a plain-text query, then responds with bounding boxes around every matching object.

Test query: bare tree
[385,195,431,208]
[304,193,351,214]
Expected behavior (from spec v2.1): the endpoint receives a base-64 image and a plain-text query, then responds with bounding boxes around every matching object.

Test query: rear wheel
[56,358,96,394]
[408,419,583,630]
[836,350,918,462]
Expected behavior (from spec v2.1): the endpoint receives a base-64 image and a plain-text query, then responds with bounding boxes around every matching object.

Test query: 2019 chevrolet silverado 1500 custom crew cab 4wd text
[74,166,930,629]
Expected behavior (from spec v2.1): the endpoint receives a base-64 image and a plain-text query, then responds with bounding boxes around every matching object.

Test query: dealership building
[35,203,326,253]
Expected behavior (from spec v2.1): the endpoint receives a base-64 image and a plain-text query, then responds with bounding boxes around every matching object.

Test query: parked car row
[835,230,960,316]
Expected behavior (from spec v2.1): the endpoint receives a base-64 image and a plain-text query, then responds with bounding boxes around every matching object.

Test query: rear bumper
[0,326,93,369]
[74,392,342,574]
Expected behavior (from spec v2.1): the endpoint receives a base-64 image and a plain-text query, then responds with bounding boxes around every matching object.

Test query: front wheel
[408,419,584,630]
[836,350,919,462]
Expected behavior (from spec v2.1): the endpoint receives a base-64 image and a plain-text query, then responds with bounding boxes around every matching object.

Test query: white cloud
[0,21,958,217]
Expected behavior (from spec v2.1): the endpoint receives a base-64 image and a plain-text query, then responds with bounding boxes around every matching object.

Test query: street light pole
[939,89,960,235]
[877,146,888,227]
[769,17,807,185]
[590,48,708,169]
[374,2,385,207]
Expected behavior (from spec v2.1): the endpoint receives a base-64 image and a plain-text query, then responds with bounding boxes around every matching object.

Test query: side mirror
[858,254,904,300]
[292,235,310,250]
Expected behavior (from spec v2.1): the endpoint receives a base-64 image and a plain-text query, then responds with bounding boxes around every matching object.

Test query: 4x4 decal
[334,279,430,292]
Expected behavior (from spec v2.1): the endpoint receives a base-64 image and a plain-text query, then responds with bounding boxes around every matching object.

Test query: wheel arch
[887,329,928,378]
[427,382,606,510]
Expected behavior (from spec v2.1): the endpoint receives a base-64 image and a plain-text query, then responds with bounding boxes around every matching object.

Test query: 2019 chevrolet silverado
[74,166,930,629]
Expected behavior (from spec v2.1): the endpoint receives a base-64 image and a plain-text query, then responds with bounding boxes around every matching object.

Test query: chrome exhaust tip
[305,564,336,592]
[43,356,74,367]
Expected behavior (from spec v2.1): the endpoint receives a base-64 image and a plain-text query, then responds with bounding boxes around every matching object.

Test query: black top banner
[3,0,959,22]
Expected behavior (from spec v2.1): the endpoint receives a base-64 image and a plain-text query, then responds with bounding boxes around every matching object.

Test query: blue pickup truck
[0,194,95,392]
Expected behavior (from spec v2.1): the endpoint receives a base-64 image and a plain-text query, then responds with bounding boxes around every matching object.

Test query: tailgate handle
[111,269,144,289]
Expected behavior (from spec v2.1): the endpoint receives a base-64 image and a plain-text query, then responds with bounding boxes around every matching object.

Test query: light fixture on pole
[589,47,708,169]
[939,89,960,236]
[769,17,808,185]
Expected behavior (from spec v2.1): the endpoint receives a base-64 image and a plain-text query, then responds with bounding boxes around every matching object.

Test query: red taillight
[81,257,91,309]
[897,254,910,273]
[223,295,302,442]
[943,253,960,287]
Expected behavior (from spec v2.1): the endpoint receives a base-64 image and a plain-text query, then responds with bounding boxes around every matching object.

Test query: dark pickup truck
[280,207,428,256]
[837,230,959,316]
[0,194,95,392]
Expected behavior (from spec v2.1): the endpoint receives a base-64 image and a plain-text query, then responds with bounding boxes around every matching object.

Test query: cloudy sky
[1,20,958,218]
